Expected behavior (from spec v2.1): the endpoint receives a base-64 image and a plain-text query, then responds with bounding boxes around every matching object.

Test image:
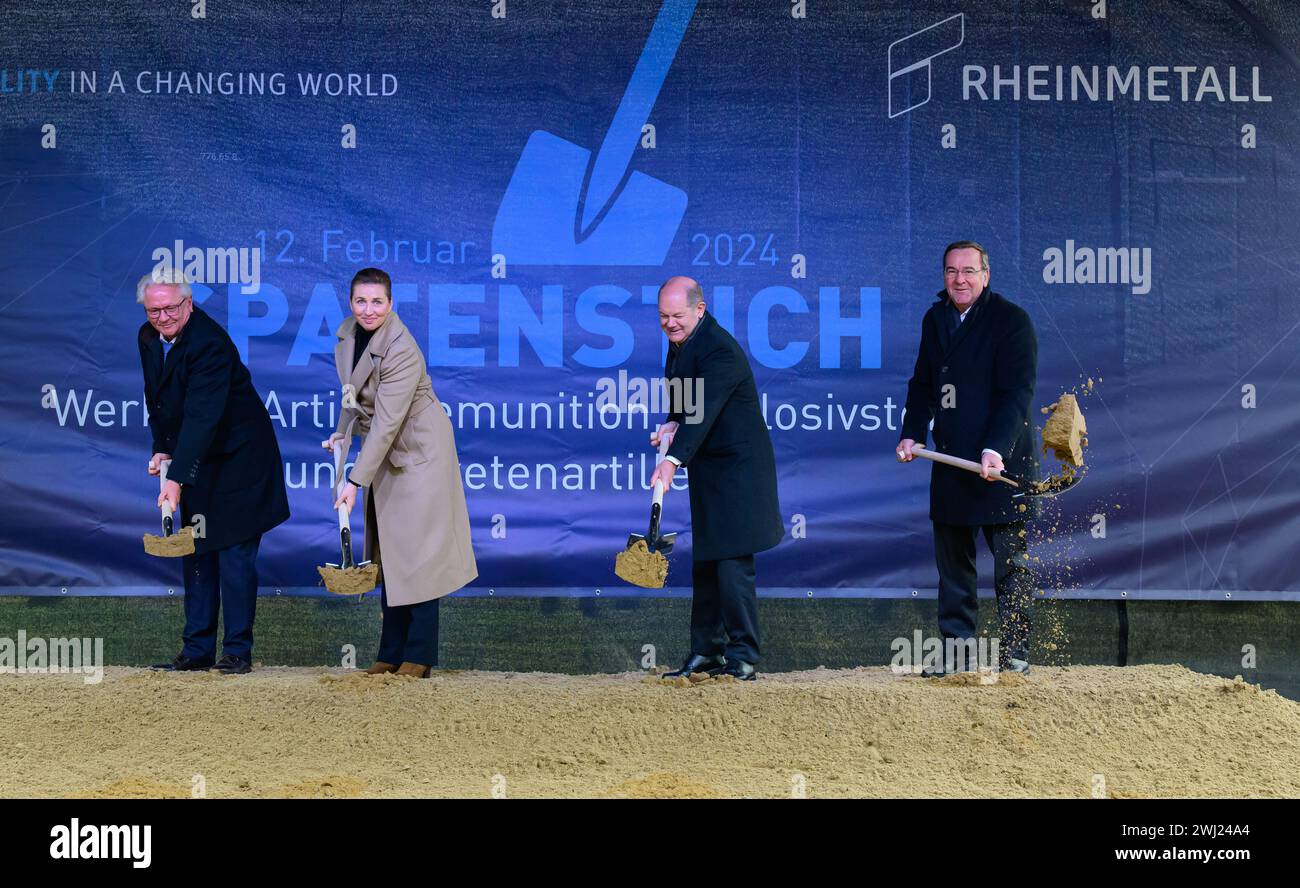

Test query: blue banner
[1,0,1297,599]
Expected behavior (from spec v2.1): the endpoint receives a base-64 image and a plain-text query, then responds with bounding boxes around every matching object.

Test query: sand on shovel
[142,526,195,557]
[318,563,379,596]
[1041,393,1087,466]
[1032,392,1090,495]
[615,539,668,589]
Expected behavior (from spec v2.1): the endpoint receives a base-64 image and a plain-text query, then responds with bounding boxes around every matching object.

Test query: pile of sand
[933,670,1028,687]
[3,665,1298,798]
[645,672,737,688]
[600,772,722,799]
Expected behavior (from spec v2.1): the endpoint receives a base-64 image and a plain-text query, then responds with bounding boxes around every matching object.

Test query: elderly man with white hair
[137,268,289,674]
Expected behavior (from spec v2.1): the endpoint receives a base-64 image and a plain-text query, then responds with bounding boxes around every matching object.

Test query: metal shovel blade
[627,497,677,555]
[627,530,677,556]
[1010,471,1086,499]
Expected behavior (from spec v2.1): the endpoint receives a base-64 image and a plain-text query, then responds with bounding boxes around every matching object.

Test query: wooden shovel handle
[651,435,671,507]
[907,444,1018,488]
[332,440,355,530]
[158,458,175,521]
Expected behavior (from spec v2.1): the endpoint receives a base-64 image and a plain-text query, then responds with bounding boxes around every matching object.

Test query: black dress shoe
[718,660,756,681]
[212,655,251,675]
[150,654,214,671]
[662,653,725,679]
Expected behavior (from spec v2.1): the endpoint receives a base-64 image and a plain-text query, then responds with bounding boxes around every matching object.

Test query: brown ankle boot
[396,661,431,678]
[365,661,398,675]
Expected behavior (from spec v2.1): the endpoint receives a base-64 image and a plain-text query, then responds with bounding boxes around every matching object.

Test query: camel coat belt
[333,312,478,606]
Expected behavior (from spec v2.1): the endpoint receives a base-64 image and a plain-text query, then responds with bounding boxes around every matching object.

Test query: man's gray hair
[136,266,193,304]
[942,240,990,271]
[658,279,705,305]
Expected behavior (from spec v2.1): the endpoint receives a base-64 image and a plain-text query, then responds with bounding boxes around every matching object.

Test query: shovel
[490,0,695,265]
[318,439,379,596]
[899,445,1082,499]
[615,437,678,588]
[142,458,195,557]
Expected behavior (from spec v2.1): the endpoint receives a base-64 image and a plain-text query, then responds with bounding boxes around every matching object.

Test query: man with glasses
[137,268,289,674]
[896,241,1040,676]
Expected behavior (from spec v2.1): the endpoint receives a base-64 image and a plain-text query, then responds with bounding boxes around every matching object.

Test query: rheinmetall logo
[888,12,1271,116]
[962,64,1271,103]
[887,13,966,118]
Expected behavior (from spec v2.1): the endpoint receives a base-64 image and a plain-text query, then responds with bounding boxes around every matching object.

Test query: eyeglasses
[145,299,190,319]
[944,267,985,278]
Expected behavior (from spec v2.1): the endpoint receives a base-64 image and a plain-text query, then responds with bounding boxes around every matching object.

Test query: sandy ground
[2,664,1297,798]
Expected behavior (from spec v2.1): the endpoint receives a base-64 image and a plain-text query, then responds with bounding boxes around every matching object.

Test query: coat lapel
[941,288,992,360]
[144,335,164,392]
[158,338,184,388]
[348,341,376,394]
[157,309,200,389]
[334,315,376,394]
[334,327,354,388]
[337,313,404,395]
[933,296,953,355]
[667,311,711,378]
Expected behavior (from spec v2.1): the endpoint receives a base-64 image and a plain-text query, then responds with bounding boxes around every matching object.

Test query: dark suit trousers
[690,555,760,665]
[933,522,1034,663]
[180,535,261,661]
[377,586,440,667]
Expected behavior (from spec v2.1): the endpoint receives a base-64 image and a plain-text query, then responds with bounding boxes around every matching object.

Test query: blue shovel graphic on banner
[491,0,696,265]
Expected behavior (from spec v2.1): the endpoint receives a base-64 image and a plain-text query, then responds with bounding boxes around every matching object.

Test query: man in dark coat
[137,271,290,674]
[898,242,1040,675]
[650,276,785,680]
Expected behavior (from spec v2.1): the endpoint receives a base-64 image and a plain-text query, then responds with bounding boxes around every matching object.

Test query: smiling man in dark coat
[649,276,785,681]
[898,241,1040,675]
[137,269,290,674]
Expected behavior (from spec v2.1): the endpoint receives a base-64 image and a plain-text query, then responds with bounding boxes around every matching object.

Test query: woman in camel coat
[323,267,477,677]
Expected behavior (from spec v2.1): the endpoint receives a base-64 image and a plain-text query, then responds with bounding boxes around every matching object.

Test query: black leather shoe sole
[151,658,214,671]
[213,659,251,675]
[663,657,725,679]
[718,663,757,681]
